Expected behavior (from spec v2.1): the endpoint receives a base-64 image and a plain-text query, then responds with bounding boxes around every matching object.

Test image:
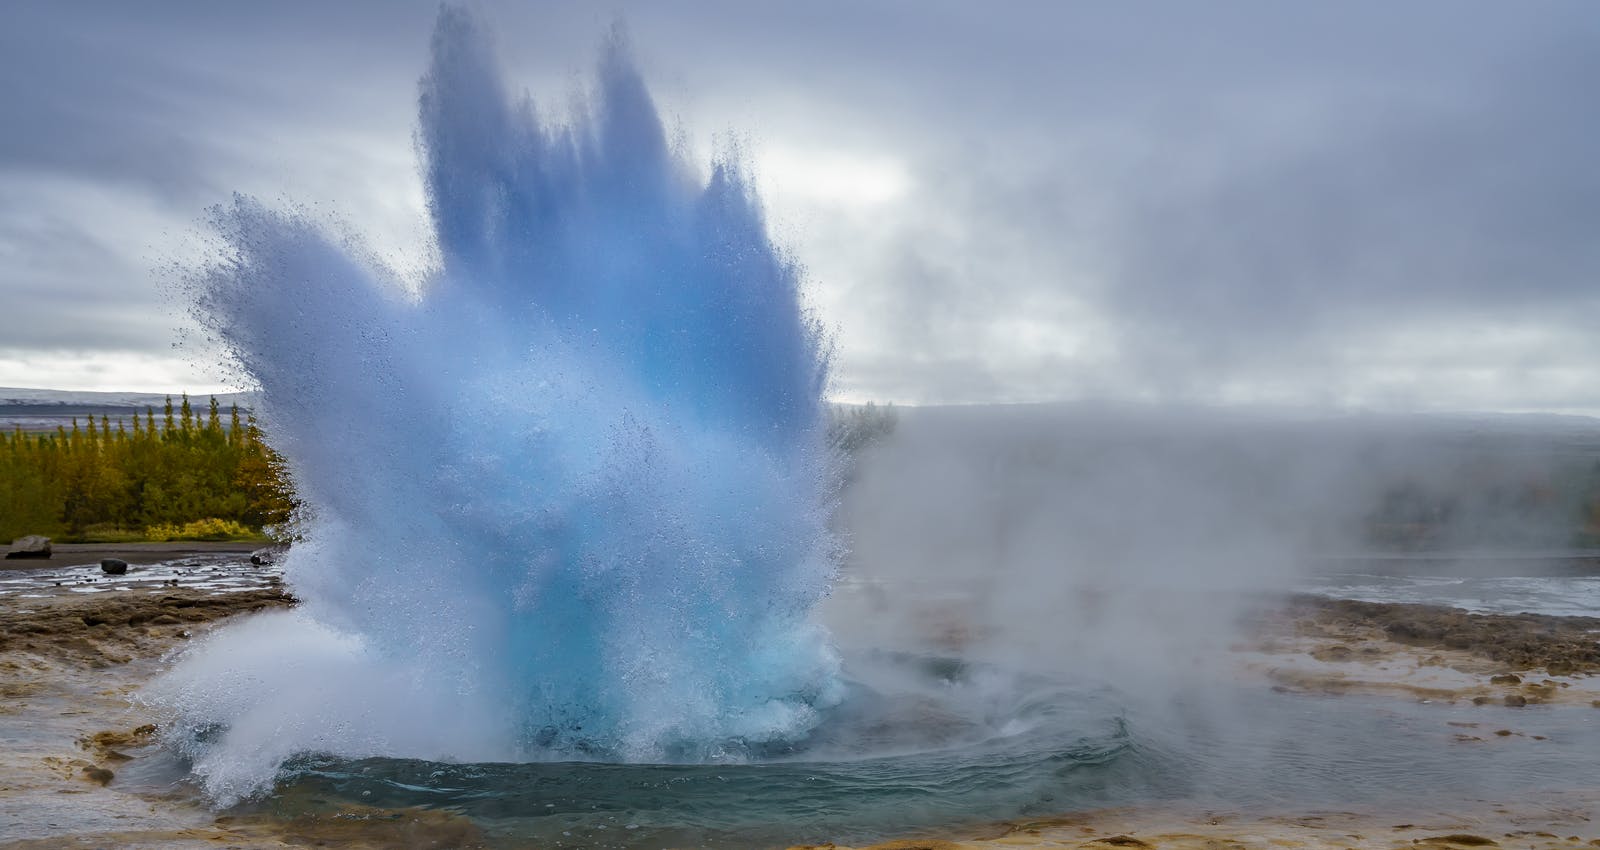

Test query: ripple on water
[202,667,1600,850]
[257,660,1140,849]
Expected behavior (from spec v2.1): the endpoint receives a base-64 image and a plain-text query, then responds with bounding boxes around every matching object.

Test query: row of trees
[0,395,293,542]
[827,401,899,457]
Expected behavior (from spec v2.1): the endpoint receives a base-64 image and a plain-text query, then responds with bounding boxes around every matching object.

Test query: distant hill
[0,387,256,433]
[0,387,255,408]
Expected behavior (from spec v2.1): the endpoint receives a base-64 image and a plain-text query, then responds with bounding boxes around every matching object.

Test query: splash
[153,8,841,804]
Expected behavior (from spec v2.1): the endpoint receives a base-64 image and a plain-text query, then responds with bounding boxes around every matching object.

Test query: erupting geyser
[154,8,842,803]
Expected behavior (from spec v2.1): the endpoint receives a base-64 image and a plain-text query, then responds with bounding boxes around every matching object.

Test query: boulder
[5,535,52,559]
[250,545,287,566]
[100,558,129,575]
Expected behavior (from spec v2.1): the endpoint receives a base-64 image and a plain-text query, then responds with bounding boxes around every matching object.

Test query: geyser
[155,8,841,804]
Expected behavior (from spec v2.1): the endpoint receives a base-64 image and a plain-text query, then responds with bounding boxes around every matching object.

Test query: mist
[826,403,1600,697]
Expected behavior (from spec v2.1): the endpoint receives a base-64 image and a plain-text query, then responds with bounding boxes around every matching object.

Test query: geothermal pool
[9,551,1600,848]
[242,691,1595,849]
[114,562,1600,848]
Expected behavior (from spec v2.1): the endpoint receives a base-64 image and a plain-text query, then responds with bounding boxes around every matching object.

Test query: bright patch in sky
[755,146,910,209]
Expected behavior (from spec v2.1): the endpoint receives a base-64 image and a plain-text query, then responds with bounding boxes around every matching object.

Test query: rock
[249,544,287,566]
[1489,673,1521,685]
[81,766,114,786]
[100,558,129,575]
[5,535,51,559]
[1504,694,1527,707]
[1417,835,1498,847]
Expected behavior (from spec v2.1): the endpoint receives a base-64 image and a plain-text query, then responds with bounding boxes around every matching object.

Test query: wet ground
[0,557,299,848]
[4,556,1600,849]
[0,542,264,572]
[1304,571,1600,618]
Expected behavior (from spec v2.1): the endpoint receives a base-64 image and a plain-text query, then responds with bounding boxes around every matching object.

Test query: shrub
[144,517,258,542]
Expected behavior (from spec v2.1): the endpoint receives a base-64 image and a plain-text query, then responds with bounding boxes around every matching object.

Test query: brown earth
[1,580,487,849]
[0,807,486,850]
[793,797,1600,850]
[0,585,292,668]
[1235,594,1600,706]
[1284,595,1600,674]
[1,581,302,849]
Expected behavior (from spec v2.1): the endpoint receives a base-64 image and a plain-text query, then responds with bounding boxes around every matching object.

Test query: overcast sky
[2,2,1597,413]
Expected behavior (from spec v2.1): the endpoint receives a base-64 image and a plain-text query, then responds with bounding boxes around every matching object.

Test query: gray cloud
[1099,45,1600,355]
[1,1,1597,408]
[772,2,1600,409]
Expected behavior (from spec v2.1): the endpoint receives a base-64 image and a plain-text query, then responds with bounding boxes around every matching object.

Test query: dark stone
[249,545,286,566]
[1504,694,1528,707]
[5,535,51,559]
[1417,835,1498,847]
[100,558,129,575]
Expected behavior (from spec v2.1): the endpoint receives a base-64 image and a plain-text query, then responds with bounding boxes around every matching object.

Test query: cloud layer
[2,1,1596,410]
